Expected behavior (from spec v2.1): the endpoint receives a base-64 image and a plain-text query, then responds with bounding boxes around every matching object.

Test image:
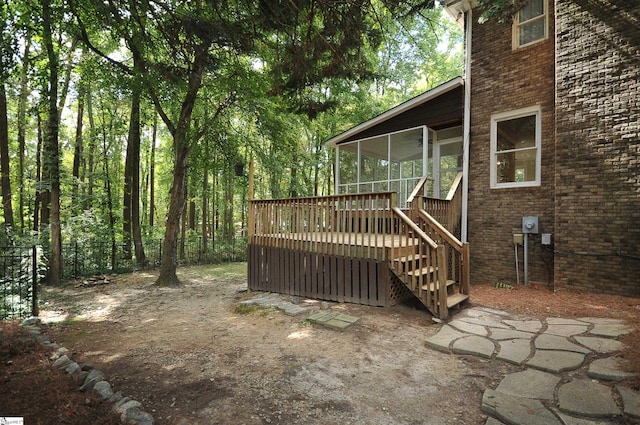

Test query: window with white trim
[513,0,547,48]
[490,106,541,188]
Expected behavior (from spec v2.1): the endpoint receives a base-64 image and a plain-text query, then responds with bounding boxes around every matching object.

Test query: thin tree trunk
[224,171,233,244]
[149,112,157,228]
[0,84,14,229]
[17,39,31,230]
[180,179,187,260]
[72,81,85,211]
[86,83,95,209]
[202,164,208,253]
[42,0,62,284]
[33,114,42,232]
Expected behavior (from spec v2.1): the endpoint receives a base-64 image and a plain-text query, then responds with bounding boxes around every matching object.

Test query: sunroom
[327,77,465,213]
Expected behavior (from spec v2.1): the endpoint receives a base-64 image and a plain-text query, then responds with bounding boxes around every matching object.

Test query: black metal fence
[0,246,40,320]
[1,236,247,320]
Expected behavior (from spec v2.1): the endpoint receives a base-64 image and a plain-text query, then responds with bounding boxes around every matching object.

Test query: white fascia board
[325,77,464,148]
[443,0,477,27]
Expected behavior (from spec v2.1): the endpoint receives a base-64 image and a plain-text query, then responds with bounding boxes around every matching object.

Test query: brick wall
[468,0,556,286]
[554,0,640,296]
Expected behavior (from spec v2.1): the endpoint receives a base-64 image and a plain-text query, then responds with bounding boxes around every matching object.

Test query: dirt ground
[4,262,640,424]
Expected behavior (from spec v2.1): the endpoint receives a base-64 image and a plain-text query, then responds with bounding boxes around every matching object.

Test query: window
[513,0,547,48]
[490,106,541,188]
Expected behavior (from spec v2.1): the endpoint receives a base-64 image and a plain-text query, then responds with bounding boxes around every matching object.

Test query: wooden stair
[391,254,469,318]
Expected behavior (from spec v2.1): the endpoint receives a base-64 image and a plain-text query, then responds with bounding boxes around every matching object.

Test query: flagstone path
[426,307,640,425]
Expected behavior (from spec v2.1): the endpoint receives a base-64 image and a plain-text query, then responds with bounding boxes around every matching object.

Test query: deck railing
[417,172,463,238]
[249,192,397,261]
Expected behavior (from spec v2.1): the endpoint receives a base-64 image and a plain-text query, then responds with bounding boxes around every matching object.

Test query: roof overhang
[443,0,477,26]
[325,77,464,148]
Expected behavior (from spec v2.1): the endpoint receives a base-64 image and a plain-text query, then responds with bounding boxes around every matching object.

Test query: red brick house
[442,0,640,295]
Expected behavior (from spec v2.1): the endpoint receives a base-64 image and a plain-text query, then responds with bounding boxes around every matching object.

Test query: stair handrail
[391,207,450,318]
[406,175,431,207]
[391,207,438,250]
[416,208,470,298]
[417,209,463,249]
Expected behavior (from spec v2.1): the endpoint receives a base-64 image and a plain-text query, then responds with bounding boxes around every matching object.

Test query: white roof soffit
[325,76,463,148]
[443,0,477,26]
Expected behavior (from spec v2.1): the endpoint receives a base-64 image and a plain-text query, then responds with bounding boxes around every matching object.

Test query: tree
[0,0,16,230]
[41,0,63,284]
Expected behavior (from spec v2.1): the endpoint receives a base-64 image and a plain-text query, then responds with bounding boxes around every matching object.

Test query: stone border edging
[20,317,155,425]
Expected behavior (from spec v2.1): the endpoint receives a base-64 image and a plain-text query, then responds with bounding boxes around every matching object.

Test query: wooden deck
[248,190,470,318]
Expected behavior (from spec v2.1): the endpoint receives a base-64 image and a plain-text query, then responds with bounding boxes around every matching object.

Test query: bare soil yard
[4,263,640,424]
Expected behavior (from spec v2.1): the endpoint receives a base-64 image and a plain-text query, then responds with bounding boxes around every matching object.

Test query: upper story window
[513,0,548,48]
[490,106,541,188]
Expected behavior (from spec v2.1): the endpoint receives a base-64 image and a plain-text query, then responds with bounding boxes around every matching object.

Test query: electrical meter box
[522,216,539,234]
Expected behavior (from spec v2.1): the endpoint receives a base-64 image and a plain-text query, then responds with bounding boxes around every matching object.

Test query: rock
[80,369,105,392]
[115,399,142,415]
[53,354,72,369]
[93,381,114,400]
[21,317,41,326]
[109,391,124,403]
[81,363,95,371]
[50,347,69,361]
[122,406,154,425]
[65,362,81,376]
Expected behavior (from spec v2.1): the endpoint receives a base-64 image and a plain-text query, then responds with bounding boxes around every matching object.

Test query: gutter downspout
[461,9,472,243]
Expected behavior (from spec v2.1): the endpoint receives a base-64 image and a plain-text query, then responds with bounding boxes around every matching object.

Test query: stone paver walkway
[426,307,640,425]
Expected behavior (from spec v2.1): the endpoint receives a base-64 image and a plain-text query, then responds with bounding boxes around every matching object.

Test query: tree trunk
[86,83,96,209]
[157,145,190,286]
[17,39,31,230]
[149,112,157,227]
[33,115,42,232]
[224,171,233,244]
[123,91,136,260]
[72,81,85,211]
[0,84,14,229]
[179,179,187,260]
[130,89,146,265]
[154,42,209,286]
[42,0,62,285]
[201,164,208,253]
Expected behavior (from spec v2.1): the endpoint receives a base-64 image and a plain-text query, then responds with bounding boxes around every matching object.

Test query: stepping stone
[527,350,585,373]
[490,328,533,340]
[452,335,495,358]
[503,319,543,333]
[482,389,562,425]
[578,317,624,326]
[589,323,634,338]
[448,319,488,336]
[459,317,510,329]
[544,324,589,337]
[425,325,466,353]
[485,418,505,425]
[616,386,640,419]
[534,334,591,354]
[495,369,560,400]
[558,379,621,417]
[588,357,635,382]
[496,339,532,365]
[547,317,589,325]
[556,412,617,425]
[307,312,359,330]
[574,336,624,353]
